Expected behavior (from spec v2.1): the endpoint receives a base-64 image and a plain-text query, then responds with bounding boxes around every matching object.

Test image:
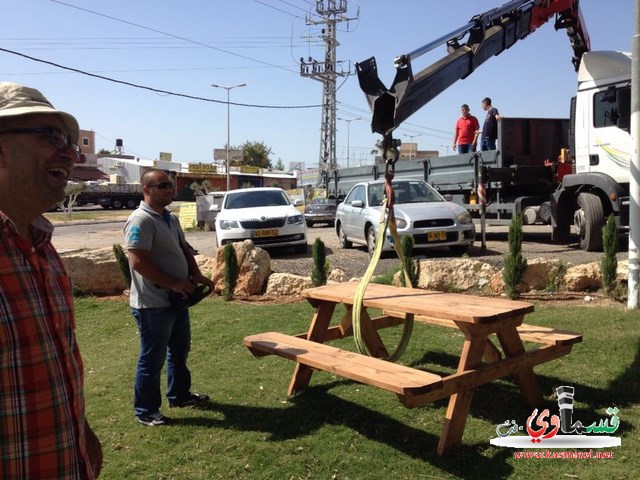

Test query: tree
[241,141,272,168]
[274,158,285,170]
[189,180,216,196]
[59,182,87,218]
[502,214,527,299]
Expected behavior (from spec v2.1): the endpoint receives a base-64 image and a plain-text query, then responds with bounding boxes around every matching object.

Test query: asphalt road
[51,219,627,280]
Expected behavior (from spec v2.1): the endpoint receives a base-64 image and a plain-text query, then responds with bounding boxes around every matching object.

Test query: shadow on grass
[175,382,514,478]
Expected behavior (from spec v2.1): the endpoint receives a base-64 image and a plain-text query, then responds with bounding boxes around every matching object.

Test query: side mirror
[351,200,364,208]
[209,204,220,212]
[616,86,631,132]
[443,194,453,202]
[293,199,304,207]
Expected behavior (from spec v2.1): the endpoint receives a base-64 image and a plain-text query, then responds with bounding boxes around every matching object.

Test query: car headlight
[395,218,408,229]
[287,214,304,225]
[457,211,472,224]
[219,219,239,230]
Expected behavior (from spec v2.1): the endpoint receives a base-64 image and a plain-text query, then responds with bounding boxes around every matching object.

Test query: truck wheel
[111,199,124,209]
[574,192,604,251]
[125,198,138,209]
[338,223,352,249]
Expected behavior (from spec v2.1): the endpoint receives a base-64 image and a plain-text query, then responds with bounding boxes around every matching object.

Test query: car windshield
[368,180,443,206]
[225,190,290,209]
[311,197,334,205]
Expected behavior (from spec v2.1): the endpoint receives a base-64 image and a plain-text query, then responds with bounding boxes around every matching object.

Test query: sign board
[159,152,172,162]
[213,148,243,163]
[177,202,198,230]
[188,162,218,174]
[239,165,261,174]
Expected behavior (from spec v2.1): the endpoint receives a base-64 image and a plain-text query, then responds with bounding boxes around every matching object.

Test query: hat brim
[0,106,79,144]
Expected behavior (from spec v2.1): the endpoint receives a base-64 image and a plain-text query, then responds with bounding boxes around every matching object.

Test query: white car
[214,187,308,253]
[335,179,475,255]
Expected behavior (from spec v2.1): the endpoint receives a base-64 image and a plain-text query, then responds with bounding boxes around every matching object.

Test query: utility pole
[338,116,361,168]
[628,0,639,309]
[300,0,356,193]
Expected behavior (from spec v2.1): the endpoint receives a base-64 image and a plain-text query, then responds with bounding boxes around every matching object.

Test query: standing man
[479,97,502,151]
[452,104,480,154]
[124,168,214,426]
[0,82,102,478]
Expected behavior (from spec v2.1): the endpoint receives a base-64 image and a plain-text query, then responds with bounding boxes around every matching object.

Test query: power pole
[300,0,356,193]
[628,0,640,309]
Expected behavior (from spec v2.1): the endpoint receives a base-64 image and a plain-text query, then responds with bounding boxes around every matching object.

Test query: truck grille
[240,218,286,229]
[413,218,455,228]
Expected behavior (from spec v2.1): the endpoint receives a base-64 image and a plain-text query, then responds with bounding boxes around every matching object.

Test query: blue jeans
[457,143,474,154]
[131,307,192,416]
[481,138,496,151]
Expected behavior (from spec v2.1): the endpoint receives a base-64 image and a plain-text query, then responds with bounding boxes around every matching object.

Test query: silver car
[335,179,475,255]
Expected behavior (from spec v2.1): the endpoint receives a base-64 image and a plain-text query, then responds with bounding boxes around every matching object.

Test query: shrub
[311,238,328,286]
[223,243,239,301]
[545,260,568,293]
[112,243,131,288]
[600,214,618,296]
[400,235,419,288]
[502,215,527,299]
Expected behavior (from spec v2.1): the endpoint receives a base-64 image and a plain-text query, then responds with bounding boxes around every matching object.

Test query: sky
[2,0,635,171]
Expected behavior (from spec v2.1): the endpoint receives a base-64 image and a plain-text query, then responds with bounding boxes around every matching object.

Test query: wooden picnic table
[244,282,582,455]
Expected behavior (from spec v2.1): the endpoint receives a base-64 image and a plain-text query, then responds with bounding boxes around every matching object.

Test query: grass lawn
[76,296,640,479]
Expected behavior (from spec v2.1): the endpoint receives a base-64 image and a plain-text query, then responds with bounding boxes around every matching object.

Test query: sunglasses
[148,181,174,190]
[0,127,80,154]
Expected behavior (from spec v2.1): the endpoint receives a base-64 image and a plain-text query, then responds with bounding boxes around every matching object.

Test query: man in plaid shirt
[0,82,102,478]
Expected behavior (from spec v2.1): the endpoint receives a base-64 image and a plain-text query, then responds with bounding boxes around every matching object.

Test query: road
[51,219,626,280]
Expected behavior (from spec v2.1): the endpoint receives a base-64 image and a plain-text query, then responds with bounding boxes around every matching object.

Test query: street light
[211,82,246,191]
[338,117,361,168]
[440,144,451,156]
[403,133,422,160]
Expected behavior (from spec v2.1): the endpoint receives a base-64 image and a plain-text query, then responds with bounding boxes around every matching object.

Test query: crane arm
[356,0,590,135]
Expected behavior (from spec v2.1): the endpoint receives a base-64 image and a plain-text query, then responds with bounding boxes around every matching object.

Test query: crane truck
[340,0,631,251]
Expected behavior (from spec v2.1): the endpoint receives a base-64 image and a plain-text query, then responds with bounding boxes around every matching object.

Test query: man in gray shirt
[124,168,214,426]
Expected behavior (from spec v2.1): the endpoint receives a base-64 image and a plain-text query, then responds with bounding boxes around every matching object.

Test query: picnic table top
[301,282,534,324]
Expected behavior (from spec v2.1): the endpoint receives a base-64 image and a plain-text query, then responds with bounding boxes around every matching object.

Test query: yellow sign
[159,152,172,162]
[178,202,198,230]
[240,165,261,174]
[188,162,218,174]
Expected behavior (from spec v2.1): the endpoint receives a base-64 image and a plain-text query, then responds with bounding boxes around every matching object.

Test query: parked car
[214,187,307,253]
[304,196,338,227]
[335,179,475,255]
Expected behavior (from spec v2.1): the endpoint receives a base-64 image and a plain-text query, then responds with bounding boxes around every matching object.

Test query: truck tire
[111,199,124,209]
[575,192,604,251]
[125,198,138,209]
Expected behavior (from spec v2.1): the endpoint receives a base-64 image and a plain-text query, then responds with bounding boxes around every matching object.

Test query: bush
[400,235,419,288]
[223,243,239,301]
[600,214,618,296]
[311,238,328,286]
[502,215,527,299]
[112,243,131,288]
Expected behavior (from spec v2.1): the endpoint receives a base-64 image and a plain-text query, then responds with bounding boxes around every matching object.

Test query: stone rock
[195,254,216,279]
[565,262,601,291]
[412,258,498,292]
[617,260,629,284]
[61,247,126,294]
[328,267,348,283]
[520,258,567,291]
[266,273,313,296]
[212,240,271,296]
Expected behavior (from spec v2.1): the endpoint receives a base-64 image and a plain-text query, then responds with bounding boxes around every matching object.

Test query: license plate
[253,228,278,238]
[427,231,447,241]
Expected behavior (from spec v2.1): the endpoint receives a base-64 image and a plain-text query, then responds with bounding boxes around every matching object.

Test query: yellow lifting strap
[352,137,415,362]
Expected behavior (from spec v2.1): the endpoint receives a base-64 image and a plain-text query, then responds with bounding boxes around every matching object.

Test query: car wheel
[366,225,377,255]
[449,245,469,256]
[306,220,313,227]
[338,223,352,249]
[294,243,308,254]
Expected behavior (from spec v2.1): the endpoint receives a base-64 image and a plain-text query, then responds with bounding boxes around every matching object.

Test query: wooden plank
[243,332,443,396]
[303,282,534,324]
[384,309,582,347]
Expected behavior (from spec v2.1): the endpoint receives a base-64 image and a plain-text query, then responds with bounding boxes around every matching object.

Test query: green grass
[44,209,129,223]
[76,297,640,479]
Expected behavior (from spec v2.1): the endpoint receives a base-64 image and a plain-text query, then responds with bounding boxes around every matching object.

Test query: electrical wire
[0,47,321,110]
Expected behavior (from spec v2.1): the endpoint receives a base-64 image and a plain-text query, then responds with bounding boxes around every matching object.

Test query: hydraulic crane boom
[356,0,590,135]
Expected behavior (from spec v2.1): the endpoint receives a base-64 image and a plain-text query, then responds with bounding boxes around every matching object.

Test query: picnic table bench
[243,282,582,455]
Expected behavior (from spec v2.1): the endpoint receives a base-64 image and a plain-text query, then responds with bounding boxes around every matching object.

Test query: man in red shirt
[0,82,102,478]
[452,104,480,154]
